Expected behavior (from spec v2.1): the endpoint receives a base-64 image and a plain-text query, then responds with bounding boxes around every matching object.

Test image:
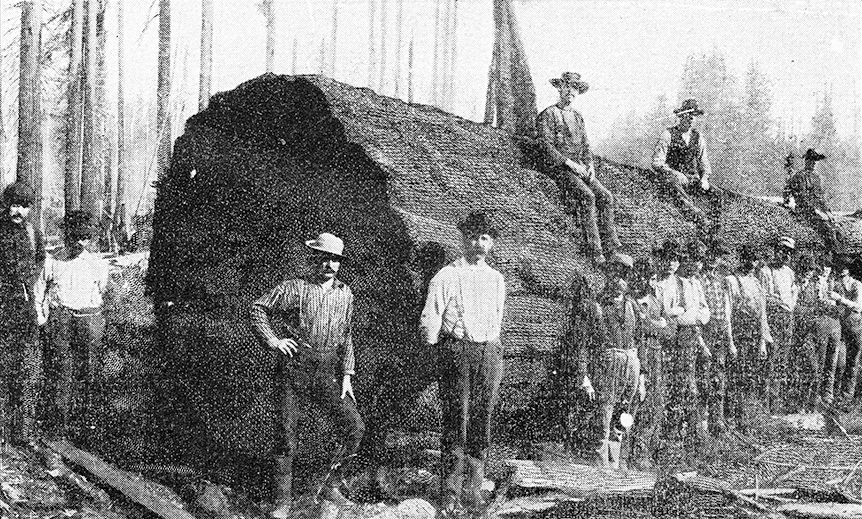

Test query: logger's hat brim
[305,232,345,258]
[550,72,589,94]
[674,98,705,116]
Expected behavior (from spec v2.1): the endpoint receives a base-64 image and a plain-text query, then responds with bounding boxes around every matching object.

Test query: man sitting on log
[537,72,620,264]
[35,210,111,437]
[784,148,840,249]
[251,232,365,517]
[651,99,715,226]
[420,211,506,517]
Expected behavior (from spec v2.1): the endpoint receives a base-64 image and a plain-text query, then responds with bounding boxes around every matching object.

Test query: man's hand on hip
[268,337,299,357]
[341,375,355,402]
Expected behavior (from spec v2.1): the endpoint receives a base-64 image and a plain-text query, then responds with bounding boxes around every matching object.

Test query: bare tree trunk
[448,0,458,111]
[0,2,4,191]
[18,0,43,228]
[291,37,297,74]
[407,35,414,103]
[116,0,127,239]
[393,0,402,98]
[199,0,213,110]
[65,0,85,212]
[97,2,109,223]
[379,0,387,92]
[80,0,100,218]
[440,0,452,109]
[329,0,338,77]
[367,0,376,87]
[156,0,171,182]
[262,0,275,72]
[318,38,325,74]
[431,0,442,105]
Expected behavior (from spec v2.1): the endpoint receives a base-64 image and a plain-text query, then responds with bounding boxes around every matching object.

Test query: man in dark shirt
[537,72,620,264]
[0,182,45,445]
[785,149,839,249]
[652,99,713,225]
[251,232,364,517]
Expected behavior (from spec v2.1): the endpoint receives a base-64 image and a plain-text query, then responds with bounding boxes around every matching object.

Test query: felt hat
[2,181,35,207]
[62,210,96,240]
[457,210,499,239]
[674,98,705,116]
[653,239,681,260]
[549,72,589,94]
[305,232,345,257]
[804,148,826,161]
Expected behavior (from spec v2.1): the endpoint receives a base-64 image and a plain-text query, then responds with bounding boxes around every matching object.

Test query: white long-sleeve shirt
[35,249,111,311]
[420,257,506,344]
[656,274,710,327]
[759,264,798,312]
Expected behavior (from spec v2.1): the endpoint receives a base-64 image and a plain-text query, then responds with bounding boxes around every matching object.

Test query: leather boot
[595,440,610,468]
[463,455,487,513]
[270,456,292,519]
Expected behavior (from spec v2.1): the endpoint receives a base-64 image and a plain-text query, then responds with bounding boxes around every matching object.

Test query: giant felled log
[147,74,821,474]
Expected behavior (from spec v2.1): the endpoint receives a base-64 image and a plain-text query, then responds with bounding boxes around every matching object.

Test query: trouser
[438,337,504,508]
[663,327,701,444]
[698,323,728,433]
[633,344,665,454]
[765,306,793,413]
[840,314,862,400]
[792,315,822,409]
[0,305,42,444]
[47,306,105,433]
[596,348,640,441]
[818,314,846,406]
[273,349,365,502]
[727,316,765,431]
[548,167,620,255]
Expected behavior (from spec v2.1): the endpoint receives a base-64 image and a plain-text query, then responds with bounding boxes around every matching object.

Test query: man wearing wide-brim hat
[251,232,365,516]
[652,99,714,225]
[784,148,840,249]
[536,72,621,264]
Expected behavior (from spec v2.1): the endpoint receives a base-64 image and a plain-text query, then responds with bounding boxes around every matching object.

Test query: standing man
[659,242,710,464]
[251,232,365,517]
[537,72,620,264]
[759,236,798,414]
[0,182,45,445]
[652,99,714,225]
[832,259,862,403]
[785,149,839,250]
[420,211,505,517]
[35,211,111,437]
[698,241,735,435]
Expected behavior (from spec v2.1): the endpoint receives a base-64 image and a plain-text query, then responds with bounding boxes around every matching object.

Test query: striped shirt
[251,277,355,375]
[420,257,506,344]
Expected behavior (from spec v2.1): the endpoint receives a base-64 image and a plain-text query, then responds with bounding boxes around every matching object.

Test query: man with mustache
[34,210,111,437]
[0,182,45,445]
[537,72,620,265]
[421,211,506,517]
[251,232,364,518]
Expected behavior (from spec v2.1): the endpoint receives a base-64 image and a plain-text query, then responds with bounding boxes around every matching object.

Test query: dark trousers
[727,315,766,431]
[633,344,665,457]
[698,323,728,433]
[273,350,364,501]
[438,337,504,507]
[548,167,620,255]
[792,315,823,409]
[840,314,862,400]
[820,315,846,405]
[765,306,793,413]
[47,307,105,432]
[0,304,42,443]
[663,327,700,444]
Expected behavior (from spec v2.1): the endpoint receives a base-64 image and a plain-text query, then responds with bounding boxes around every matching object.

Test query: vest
[666,126,703,178]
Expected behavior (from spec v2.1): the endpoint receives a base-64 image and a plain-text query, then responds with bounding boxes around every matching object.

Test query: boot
[270,456,292,519]
[320,485,353,507]
[463,455,488,514]
[595,440,610,468]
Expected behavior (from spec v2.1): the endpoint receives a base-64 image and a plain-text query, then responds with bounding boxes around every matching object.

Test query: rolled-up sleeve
[251,281,289,344]
[420,270,448,345]
[652,130,673,173]
[342,294,356,375]
[698,132,712,182]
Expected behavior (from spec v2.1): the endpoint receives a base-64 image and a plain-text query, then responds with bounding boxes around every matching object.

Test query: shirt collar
[455,257,489,269]
[302,275,346,289]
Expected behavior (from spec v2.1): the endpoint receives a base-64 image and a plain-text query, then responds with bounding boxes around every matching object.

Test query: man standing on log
[759,236,798,414]
[537,72,620,264]
[420,211,506,517]
[652,99,715,226]
[251,232,365,517]
[0,182,45,445]
[34,211,111,437]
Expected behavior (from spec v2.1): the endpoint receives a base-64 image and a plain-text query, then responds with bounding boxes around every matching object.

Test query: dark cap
[804,148,826,161]
[62,210,95,241]
[2,182,35,207]
[457,210,499,239]
[653,239,680,260]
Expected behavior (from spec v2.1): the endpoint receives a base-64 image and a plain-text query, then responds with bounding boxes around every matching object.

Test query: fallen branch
[36,444,112,506]
[45,439,195,519]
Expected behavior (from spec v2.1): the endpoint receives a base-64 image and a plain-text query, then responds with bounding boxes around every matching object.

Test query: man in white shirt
[758,236,798,413]
[652,99,714,225]
[831,258,862,403]
[420,211,505,517]
[35,211,111,437]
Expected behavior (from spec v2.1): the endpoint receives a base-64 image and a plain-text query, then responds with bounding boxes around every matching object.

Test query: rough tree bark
[156,0,172,182]
[80,0,100,218]
[17,0,43,228]
[66,0,85,212]
[117,0,127,233]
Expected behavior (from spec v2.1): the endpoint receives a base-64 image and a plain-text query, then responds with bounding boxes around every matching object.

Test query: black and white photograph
[0,0,860,517]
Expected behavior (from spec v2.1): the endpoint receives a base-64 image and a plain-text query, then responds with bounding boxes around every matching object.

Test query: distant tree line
[596,51,861,212]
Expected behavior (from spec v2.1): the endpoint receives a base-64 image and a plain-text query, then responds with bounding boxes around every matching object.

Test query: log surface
[504,459,655,497]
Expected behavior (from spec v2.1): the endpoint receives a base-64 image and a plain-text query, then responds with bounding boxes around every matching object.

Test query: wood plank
[776,502,862,518]
[504,459,655,498]
[46,439,195,519]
